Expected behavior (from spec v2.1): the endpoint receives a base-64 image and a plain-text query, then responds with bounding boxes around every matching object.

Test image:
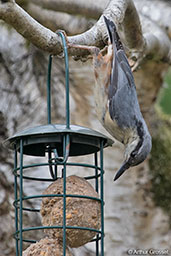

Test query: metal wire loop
[46,31,70,178]
[47,31,70,128]
[48,134,70,179]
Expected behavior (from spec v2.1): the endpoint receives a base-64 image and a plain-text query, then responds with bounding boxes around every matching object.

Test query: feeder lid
[4,124,113,157]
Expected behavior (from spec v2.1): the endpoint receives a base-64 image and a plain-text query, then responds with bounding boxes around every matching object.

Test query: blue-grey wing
[109,80,141,129]
[108,48,135,99]
[104,16,140,128]
[116,50,135,88]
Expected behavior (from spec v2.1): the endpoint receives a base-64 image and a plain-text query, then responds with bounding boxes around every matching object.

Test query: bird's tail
[103,16,134,87]
[103,16,123,51]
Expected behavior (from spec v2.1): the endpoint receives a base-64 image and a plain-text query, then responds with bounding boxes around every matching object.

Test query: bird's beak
[114,162,130,181]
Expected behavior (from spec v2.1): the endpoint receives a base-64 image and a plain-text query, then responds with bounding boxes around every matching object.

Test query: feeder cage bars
[4,32,113,256]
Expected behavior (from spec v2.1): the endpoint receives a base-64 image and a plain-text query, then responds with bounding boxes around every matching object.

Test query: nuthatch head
[114,119,152,181]
[67,17,152,181]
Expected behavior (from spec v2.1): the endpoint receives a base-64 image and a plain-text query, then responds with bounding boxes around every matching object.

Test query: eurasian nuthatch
[67,16,152,181]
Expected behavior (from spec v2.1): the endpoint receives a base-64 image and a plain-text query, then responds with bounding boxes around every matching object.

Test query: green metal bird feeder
[4,32,113,256]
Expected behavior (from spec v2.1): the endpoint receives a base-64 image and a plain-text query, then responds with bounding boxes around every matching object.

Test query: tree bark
[0,0,170,63]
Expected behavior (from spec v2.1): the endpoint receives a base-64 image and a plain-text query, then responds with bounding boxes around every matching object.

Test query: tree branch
[0,1,63,54]
[26,0,145,50]
[0,0,170,64]
[26,3,94,35]
[143,26,171,63]
[134,0,171,39]
[27,0,105,20]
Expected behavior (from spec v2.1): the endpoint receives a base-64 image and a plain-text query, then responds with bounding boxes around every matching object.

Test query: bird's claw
[129,51,144,72]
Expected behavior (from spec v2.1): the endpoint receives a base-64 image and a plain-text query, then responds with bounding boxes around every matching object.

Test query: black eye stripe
[130,121,144,159]
[131,151,136,157]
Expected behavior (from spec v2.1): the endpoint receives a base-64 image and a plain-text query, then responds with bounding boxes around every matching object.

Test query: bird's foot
[55,29,100,60]
[129,50,144,72]
[100,45,108,56]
